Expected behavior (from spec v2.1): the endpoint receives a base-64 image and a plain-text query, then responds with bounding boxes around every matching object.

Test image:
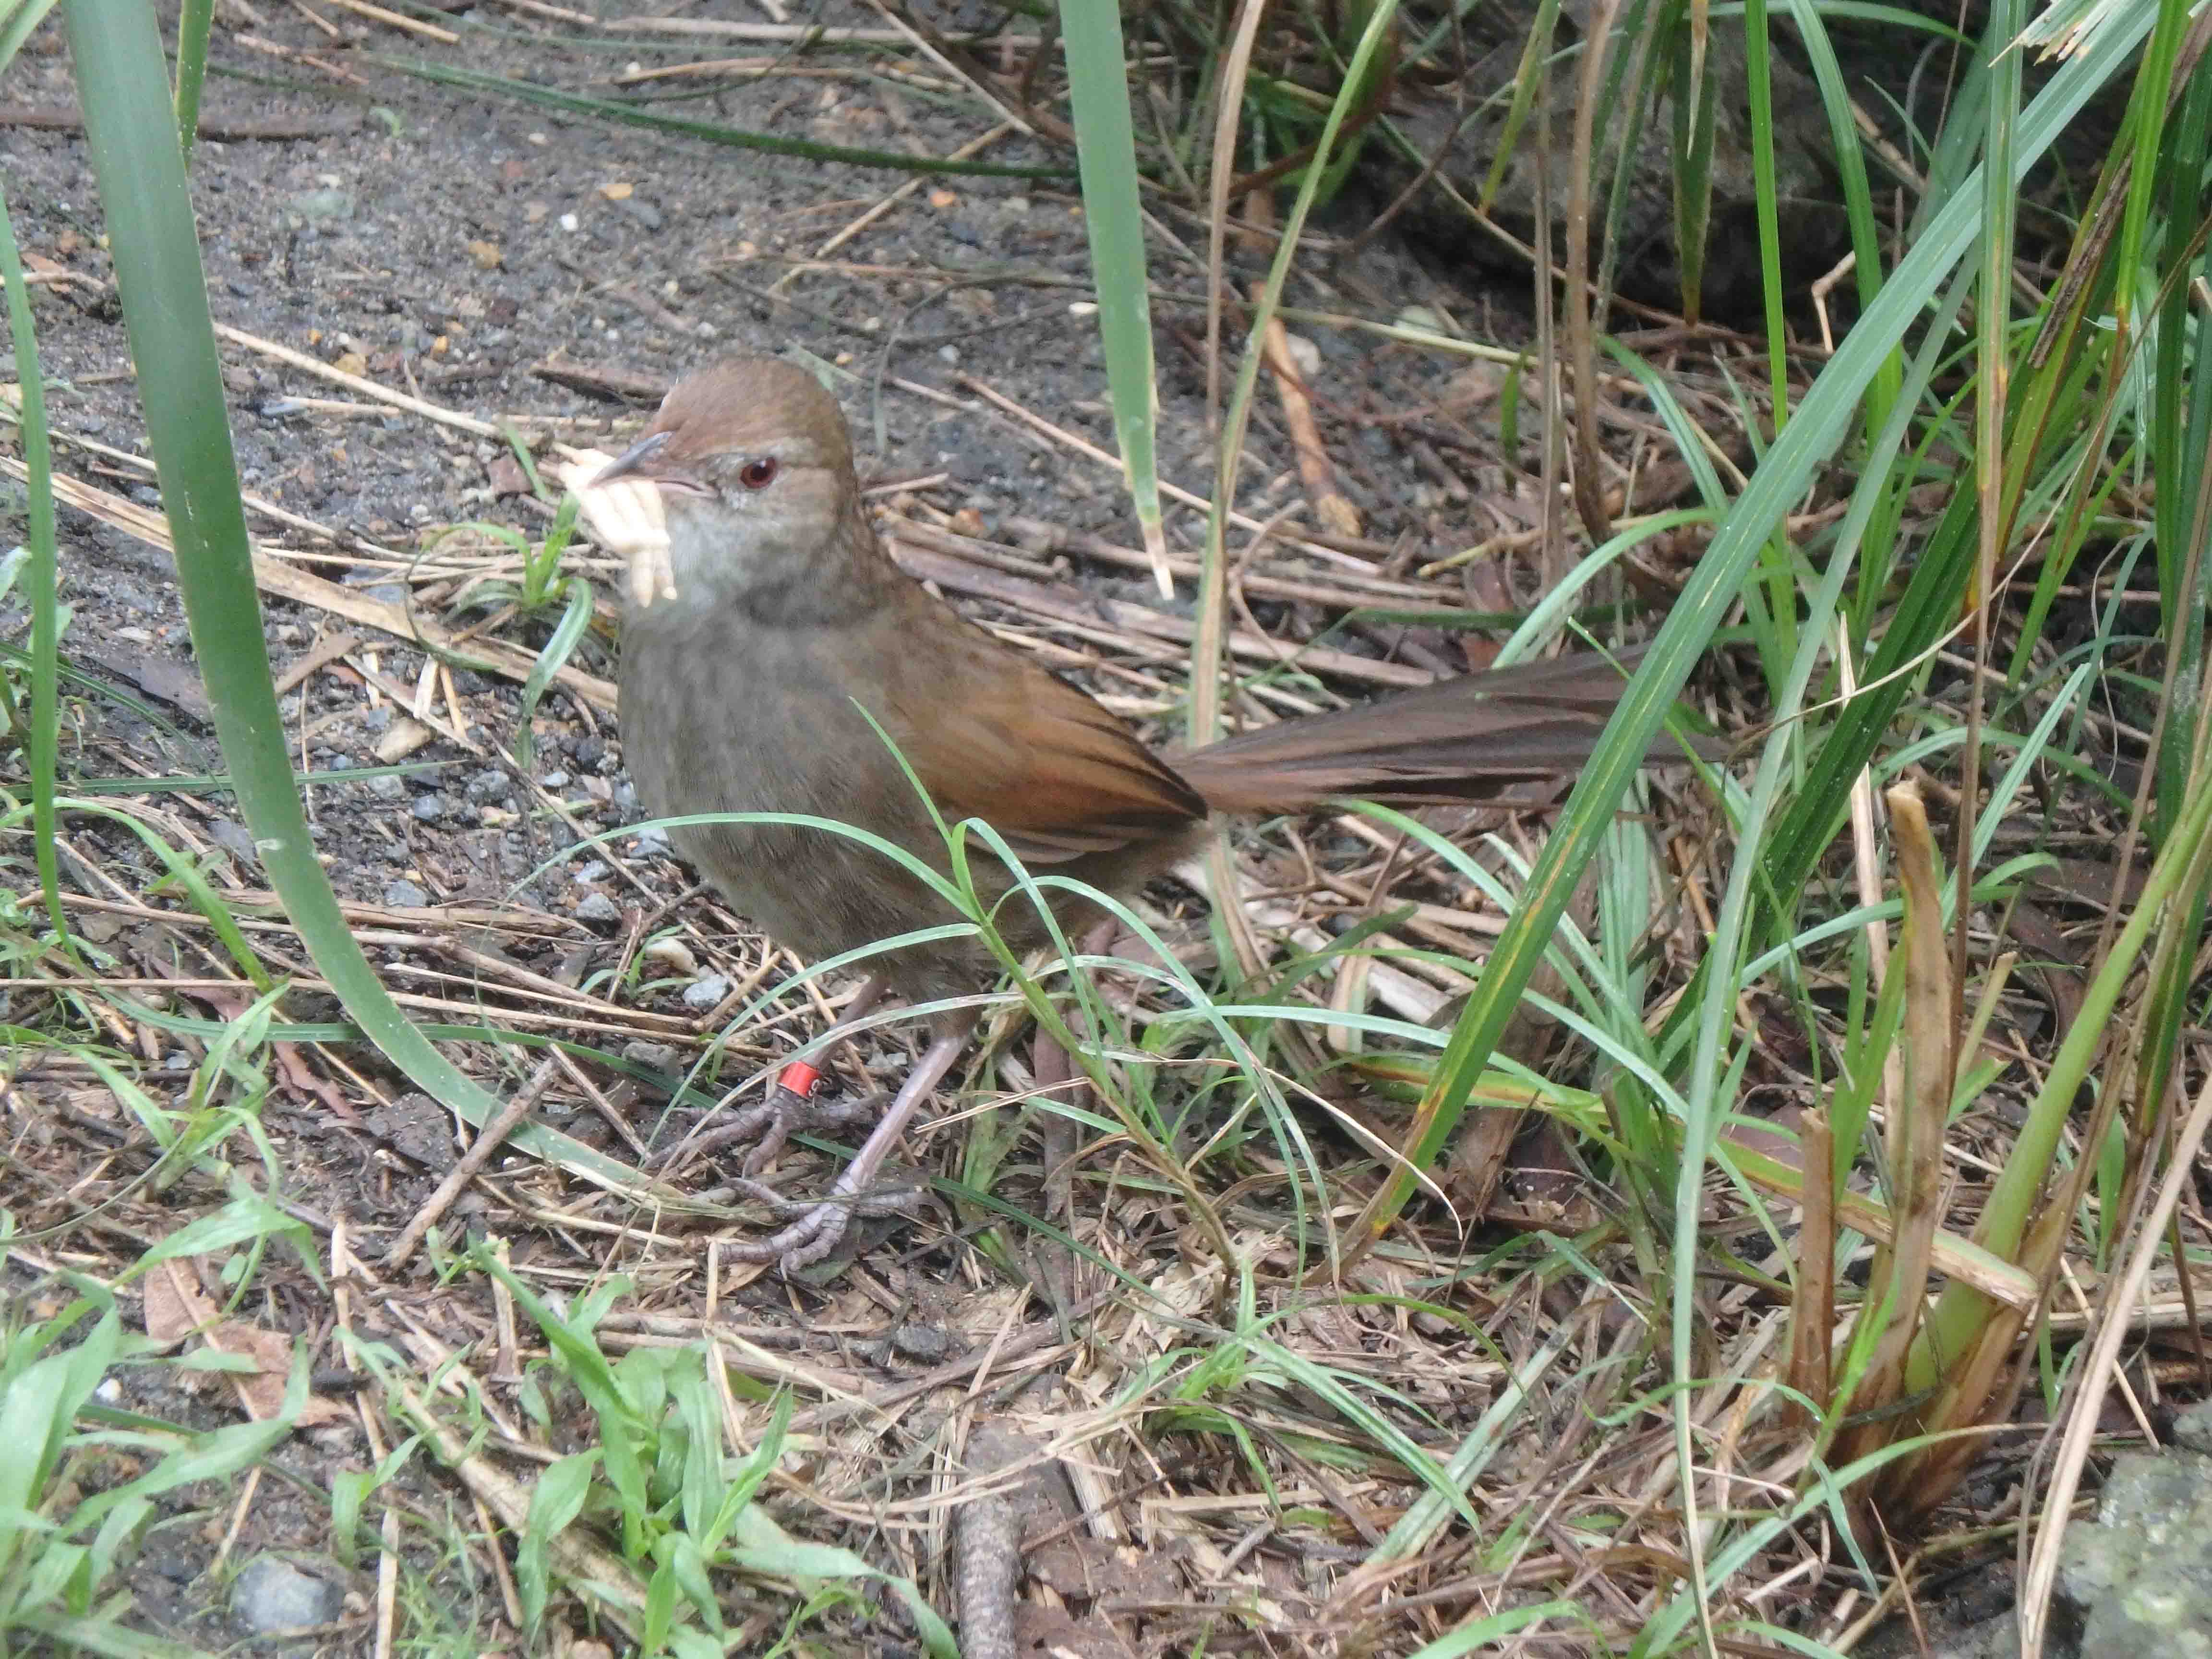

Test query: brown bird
[587,356,1659,1269]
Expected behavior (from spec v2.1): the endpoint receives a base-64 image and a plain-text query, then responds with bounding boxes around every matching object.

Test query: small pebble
[575,892,621,925]
[540,769,569,790]
[631,826,673,858]
[289,187,355,222]
[890,1324,952,1362]
[206,818,260,867]
[231,1555,343,1635]
[620,1040,680,1071]
[641,937,698,975]
[363,583,409,608]
[464,767,513,804]
[367,773,406,800]
[385,879,430,908]
[411,793,446,823]
[573,860,611,885]
[682,974,730,1010]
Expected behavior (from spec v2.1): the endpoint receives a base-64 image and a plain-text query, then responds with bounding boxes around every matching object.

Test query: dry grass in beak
[559,449,676,607]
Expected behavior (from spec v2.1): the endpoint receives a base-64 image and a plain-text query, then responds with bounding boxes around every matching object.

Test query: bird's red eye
[738,457,779,490]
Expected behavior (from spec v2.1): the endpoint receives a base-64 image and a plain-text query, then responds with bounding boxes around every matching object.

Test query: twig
[888,535,1435,689]
[215,323,506,441]
[319,0,457,41]
[1257,298,1361,539]
[0,104,359,140]
[20,455,619,709]
[954,373,1384,570]
[810,122,1015,263]
[384,1058,561,1269]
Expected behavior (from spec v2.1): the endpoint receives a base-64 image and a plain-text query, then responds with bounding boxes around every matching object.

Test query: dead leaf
[144,1260,221,1349]
[144,1257,349,1425]
[373,716,435,763]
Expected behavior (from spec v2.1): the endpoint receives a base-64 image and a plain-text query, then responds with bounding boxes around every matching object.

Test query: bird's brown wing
[882,622,1205,864]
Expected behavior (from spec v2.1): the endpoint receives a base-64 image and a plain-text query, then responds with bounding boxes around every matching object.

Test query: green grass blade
[0,179,70,950]
[366,53,1068,180]
[172,0,212,162]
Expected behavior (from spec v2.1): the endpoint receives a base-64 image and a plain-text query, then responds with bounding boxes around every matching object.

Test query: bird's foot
[717,1026,970,1275]
[655,1061,883,1179]
[720,1171,927,1272]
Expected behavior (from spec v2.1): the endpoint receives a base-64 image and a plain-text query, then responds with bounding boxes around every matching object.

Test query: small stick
[0,104,359,140]
[608,16,1039,45]
[861,0,1032,136]
[1243,192,1359,540]
[385,1058,561,1270]
[955,373,1382,570]
[1258,315,1363,539]
[215,323,505,440]
[808,122,1015,264]
[954,1495,1022,1659]
[319,0,458,41]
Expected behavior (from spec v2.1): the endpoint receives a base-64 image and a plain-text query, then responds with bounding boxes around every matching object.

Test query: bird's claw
[654,1083,884,1179]
[720,1173,926,1274]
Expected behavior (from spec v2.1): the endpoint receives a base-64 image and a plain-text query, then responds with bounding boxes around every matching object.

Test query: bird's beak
[591,430,674,487]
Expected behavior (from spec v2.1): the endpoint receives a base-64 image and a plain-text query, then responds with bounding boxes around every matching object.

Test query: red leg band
[776,1060,822,1098]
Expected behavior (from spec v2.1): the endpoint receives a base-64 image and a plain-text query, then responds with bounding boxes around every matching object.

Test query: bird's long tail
[1170,651,1692,814]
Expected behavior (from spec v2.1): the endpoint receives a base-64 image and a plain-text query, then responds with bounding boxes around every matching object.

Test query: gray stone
[367,772,406,800]
[464,767,514,804]
[620,1040,680,1072]
[682,974,729,1010]
[2055,1440,2212,1657]
[575,892,621,925]
[2171,1401,2212,1456]
[890,1323,952,1362]
[411,792,446,822]
[540,769,570,790]
[230,1555,342,1634]
[631,826,672,859]
[206,818,260,868]
[573,860,611,886]
[290,188,355,221]
[384,879,429,908]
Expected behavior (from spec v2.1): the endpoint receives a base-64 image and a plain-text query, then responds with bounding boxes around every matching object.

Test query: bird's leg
[655,976,890,1176]
[723,1016,975,1272]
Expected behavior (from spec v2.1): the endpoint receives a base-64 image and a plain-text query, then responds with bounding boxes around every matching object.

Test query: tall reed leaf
[1059,0,1171,594]
[1361,0,2157,1225]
